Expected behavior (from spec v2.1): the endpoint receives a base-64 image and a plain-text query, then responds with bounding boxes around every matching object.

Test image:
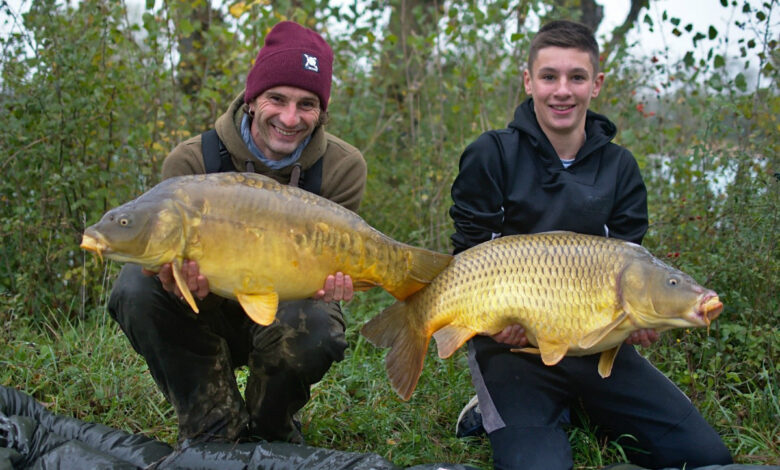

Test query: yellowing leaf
[229,2,248,19]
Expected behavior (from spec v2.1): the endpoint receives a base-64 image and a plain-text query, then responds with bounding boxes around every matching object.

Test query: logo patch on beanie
[302,53,320,72]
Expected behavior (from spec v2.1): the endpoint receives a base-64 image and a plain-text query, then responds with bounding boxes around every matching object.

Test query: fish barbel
[361,231,723,400]
[80,173,452,325]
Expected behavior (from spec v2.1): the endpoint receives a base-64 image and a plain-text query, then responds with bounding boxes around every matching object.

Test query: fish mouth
[694,292,723,328]
[80,233,107,261]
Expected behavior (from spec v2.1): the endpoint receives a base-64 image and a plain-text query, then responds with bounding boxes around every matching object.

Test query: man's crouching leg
[244,299,347,443]
[108,264,249,443]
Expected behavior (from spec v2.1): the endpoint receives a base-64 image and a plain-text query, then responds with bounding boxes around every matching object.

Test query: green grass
[1,289,778,468]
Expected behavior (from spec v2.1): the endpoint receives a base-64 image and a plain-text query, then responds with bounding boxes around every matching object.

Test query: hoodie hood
[509,98,617,164]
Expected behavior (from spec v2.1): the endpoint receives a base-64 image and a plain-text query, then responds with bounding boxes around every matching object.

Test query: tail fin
[387,247,452,300]
[360,301,430,401]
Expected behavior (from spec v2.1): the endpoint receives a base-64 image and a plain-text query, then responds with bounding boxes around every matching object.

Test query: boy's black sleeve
[607,149,648,244]
[449,133,506,254]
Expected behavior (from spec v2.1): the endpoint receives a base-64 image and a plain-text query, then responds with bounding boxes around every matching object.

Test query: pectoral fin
[236,291,279,326]
[537,339,568,366]
[510,347,541,354]
[432,324,477,359]
[598,345,621,378]
[578,313,628,349]
[171,260,199,313]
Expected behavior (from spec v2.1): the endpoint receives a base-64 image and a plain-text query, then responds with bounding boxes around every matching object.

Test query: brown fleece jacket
[161,92,367,212]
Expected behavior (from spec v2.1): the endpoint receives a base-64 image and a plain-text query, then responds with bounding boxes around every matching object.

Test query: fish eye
[119,218,129,226]
[668,278,678,286]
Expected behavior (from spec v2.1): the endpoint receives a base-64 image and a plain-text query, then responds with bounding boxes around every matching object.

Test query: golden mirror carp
[361,231,723,400]
[80,173,452,325]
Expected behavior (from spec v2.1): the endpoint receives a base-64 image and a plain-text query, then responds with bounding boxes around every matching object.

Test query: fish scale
[435,236,620,339]
[361,231,723,400]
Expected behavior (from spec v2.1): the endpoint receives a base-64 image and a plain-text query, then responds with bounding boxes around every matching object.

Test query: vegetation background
[0,0,777,467]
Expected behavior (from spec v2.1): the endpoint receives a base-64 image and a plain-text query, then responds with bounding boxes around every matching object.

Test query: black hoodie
[450,98,647,254]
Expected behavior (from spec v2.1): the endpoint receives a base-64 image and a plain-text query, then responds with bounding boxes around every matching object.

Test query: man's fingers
[342,274,354,302]
[312,273,353,302]
[195,275,209,300]
[332,272,344,301]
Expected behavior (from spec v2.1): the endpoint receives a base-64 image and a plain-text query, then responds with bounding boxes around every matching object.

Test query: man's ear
[591,72,605,98]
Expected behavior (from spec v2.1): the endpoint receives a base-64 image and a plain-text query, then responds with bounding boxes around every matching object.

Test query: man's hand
[491,324,529,347]
[313,272,354,302]
[142,260,210,300]
[625,328,660,347]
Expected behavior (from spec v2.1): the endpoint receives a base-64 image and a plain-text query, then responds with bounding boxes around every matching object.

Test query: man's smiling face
[249,85,321,161]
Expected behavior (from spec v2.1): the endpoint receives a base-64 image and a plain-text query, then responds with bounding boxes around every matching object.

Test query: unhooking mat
[1,385,777,470]
[0,385,478,470]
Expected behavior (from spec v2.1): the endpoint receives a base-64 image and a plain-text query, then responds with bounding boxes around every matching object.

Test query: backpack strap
[201,129,236,173]
[200,128,322,195]
[297,158,323,195]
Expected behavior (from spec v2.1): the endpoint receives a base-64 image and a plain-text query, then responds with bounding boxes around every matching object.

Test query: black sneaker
[455,395,485,438]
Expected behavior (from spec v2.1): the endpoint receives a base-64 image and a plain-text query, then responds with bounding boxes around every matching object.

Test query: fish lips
[695,292,723,326]
[80,232,109,261]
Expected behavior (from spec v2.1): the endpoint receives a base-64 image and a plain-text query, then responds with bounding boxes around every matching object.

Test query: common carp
[80,172,452,325]
[361,231,723,400]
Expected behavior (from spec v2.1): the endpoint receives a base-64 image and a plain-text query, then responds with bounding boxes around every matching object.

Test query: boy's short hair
[528,20,600,74]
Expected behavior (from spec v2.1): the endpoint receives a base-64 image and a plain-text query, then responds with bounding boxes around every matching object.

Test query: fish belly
[178,174,412,300]
[425,232,629,350]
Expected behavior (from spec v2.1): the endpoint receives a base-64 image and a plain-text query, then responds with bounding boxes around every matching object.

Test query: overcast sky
[2,0,771,80]
[601,0,770,65]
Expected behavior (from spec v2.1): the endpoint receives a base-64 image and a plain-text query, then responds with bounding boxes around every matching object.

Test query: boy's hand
[491,324,528,347]
[625,328,660,347]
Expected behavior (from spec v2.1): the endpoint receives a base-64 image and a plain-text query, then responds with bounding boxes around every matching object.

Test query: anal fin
[432,324,477,359]
[236,291,279,326]
[537,339,568,366]
[510,347,541,355]
[352,279,379,292]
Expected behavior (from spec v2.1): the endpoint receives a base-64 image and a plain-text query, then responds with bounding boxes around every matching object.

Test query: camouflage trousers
[108,264,347,444]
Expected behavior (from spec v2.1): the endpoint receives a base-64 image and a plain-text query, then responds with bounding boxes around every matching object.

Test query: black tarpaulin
[0,385,477,470]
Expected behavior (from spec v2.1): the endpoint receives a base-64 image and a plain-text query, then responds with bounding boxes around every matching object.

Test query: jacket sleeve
[449,132,506,254]
[607,149,648,244]
[161,137,207,179]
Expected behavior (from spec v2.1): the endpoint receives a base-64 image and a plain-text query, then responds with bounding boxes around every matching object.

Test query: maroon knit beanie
[244,21,333,111]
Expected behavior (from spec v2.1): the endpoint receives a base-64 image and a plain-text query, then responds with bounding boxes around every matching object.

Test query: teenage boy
[449,20,732,470]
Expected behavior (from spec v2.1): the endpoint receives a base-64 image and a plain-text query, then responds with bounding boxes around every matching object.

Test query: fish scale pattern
[361,230,722,399]
[416,233,630,343]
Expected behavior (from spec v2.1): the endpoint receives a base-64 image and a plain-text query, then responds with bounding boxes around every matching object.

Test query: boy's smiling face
[524,46,604,139]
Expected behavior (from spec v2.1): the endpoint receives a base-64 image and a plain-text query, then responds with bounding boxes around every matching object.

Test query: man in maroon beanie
[107,21,366,445]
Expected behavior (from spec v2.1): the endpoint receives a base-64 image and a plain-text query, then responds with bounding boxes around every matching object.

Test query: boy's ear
[523,69,532,95]
[591,72,605,98]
